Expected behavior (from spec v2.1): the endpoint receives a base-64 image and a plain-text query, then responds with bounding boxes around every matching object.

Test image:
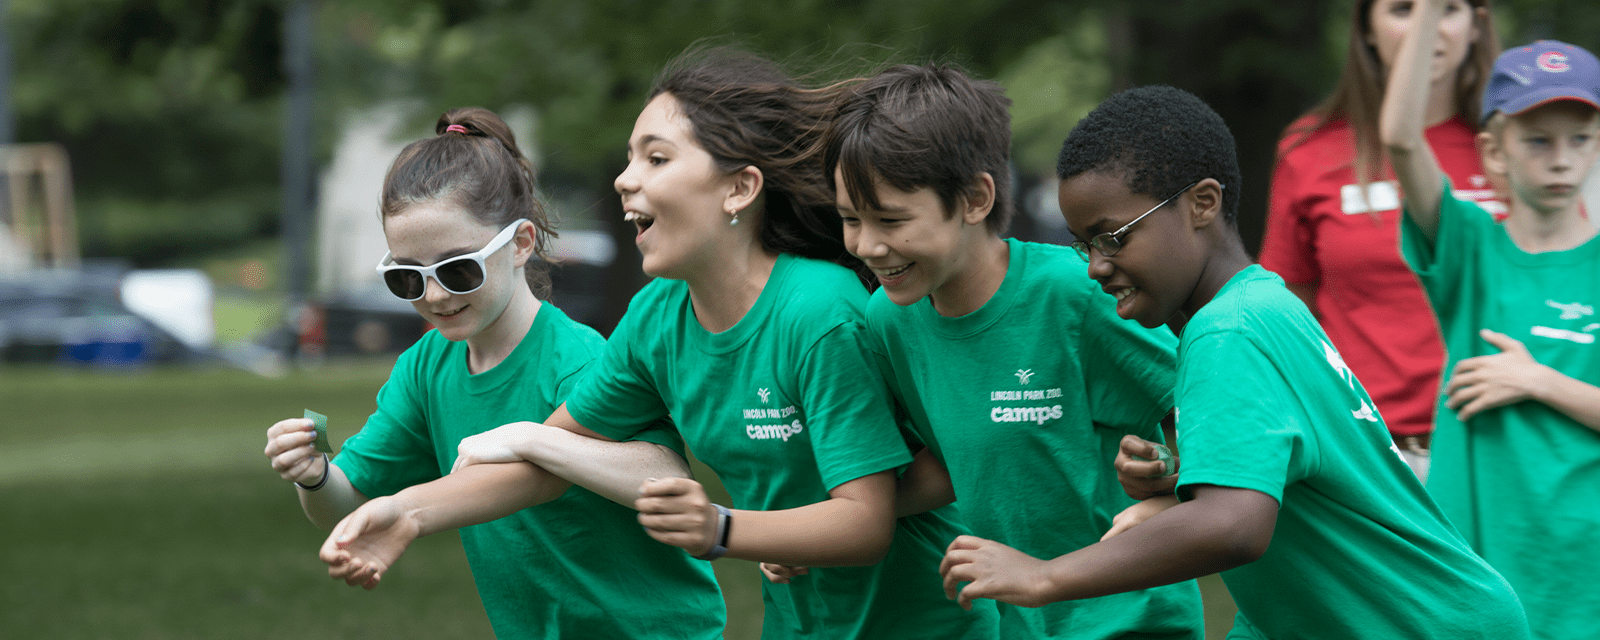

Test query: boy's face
[1057,171,1201,329]
[834,168,987,307]
[1486,101,1600,216]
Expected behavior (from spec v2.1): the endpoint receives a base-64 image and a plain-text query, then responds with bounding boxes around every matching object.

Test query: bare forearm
[1379,0,1447,238]
[723,499,895,567]
[513,422,691,507]
[1535,368,1600,432]
[395,462,568,537]
[895,448,955,518]
[298,463,367,530]
[1039,490,1275,601]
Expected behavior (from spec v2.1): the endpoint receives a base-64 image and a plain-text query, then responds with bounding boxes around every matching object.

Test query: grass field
[0,362,764,639]
[1,362,1232,638]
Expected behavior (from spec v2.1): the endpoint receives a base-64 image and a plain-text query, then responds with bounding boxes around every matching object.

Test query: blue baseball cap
[1481,40,1600,125]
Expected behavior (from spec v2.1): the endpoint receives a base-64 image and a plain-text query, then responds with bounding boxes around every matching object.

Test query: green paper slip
[305,409,332,454]
[1134,443,1177,477]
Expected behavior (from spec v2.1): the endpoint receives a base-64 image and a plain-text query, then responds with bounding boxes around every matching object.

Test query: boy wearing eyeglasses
[811,63,1202,639]
[938,85,1528,638]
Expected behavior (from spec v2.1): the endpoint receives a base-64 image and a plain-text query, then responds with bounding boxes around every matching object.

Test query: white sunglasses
[375,219,527,301]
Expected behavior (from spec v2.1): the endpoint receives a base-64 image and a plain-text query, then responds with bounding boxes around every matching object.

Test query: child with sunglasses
[262,107,725,639]
[315,50,997,639]
[937,85,1528,638]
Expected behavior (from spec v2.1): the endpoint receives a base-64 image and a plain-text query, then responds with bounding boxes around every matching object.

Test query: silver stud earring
[728,209,739,226]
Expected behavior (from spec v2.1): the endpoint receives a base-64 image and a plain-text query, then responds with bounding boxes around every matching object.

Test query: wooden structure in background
[1,143,77,268]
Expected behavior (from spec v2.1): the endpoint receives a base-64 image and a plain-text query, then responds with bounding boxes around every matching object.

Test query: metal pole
[281,0,314,305]
[0,0,15,235]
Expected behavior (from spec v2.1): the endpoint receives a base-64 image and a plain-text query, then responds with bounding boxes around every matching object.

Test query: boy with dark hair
[939,83,1529,638]
[1381,1,1600,636]
[817,63,1203,639]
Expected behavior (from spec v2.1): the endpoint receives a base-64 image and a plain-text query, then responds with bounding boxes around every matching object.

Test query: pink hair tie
[444,124,469,134]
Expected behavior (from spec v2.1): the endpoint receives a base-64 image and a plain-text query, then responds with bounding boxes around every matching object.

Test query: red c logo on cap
[1537,51,1570,73]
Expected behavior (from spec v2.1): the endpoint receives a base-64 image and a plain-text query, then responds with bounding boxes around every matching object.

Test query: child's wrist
[1530,364,1561,404]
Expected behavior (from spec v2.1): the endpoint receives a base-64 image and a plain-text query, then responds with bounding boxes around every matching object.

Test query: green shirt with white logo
[1175,265,1527,639]
[866,239,1202,640]
[566,253,997,640]
[335,302,725,640]
[1401,183,1600,639]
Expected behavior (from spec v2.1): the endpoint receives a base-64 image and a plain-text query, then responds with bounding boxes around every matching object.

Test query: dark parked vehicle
[0,267,199,365]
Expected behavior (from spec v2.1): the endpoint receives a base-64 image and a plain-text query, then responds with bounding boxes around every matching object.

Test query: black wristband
[296,453,330,491]
[693,504,732,560]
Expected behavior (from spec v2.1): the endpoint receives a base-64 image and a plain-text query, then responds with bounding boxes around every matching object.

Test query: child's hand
[1115,435,1179,499]
[1102,495,1179,541]
[319,496,419,590]
[1445,329,1553,422]
[636,477,718,556]
[760,563,809,584]
[451,422,538,473]
[939,535,1053,610]
[265,417,326,485]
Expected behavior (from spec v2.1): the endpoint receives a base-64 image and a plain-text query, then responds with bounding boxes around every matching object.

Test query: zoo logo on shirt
[988,367,1064,425]
[1531,300,1598,345]
[1323,341,1380,423]
[741,387,805,442]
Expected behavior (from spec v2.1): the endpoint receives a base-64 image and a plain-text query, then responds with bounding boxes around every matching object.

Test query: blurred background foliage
[11,0,1600,274]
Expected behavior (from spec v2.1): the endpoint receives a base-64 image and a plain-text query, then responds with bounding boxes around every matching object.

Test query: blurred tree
[10,0,1600,284]
[11,0,289,263]
[1103,0,1335,255]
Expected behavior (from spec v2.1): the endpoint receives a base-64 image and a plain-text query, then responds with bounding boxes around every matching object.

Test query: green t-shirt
[1401,184,1600,639]
[335,303,724,640]
[866,239,1201,639]
[566,254,997,640]
[1175,265,1527,639]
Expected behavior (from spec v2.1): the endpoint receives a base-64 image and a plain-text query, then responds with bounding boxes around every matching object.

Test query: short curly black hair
[1056,85,1241,224]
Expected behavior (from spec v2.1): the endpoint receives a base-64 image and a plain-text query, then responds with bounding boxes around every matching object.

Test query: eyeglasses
[1071,181,1204,261]
[375,219,527,301]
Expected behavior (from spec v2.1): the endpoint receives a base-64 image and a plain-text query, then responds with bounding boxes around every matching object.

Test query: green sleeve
[1081,283,1179,440]
[557,360,685,456]
[334,343,440,497]
[563,308,670,443]
[1174,330,1308,504]
[798,320,914,491]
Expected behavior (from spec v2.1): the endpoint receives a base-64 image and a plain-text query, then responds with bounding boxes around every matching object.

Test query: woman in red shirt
[1259,0,1501,480]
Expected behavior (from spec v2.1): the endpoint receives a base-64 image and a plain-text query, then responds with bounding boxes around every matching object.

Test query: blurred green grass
[0,363,764,639]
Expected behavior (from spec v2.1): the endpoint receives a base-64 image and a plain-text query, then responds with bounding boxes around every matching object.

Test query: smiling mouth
[1108,286,1140,310]
[434,304,467,319]
[872,263,912,283]
[624,211,655,234]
